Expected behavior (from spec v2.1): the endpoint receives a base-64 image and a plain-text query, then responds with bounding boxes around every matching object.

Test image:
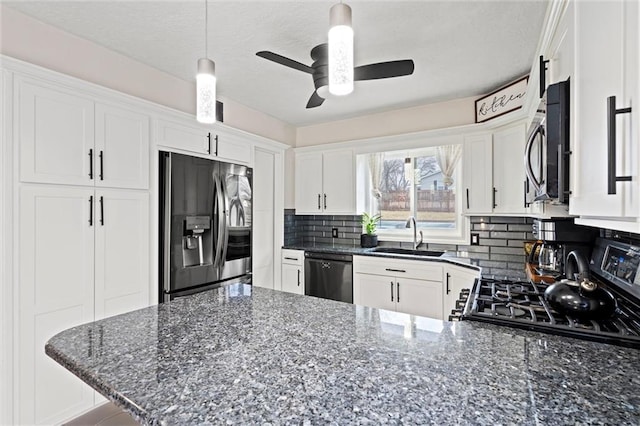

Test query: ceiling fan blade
[306,91,325,109]
[354,60,415,81]
[256,51,314,74]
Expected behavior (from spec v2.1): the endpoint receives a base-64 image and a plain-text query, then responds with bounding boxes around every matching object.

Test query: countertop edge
[282,244,481,272]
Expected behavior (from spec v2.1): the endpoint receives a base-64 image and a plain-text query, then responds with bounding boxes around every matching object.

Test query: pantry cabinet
[281,249,304,295]
[17,185,150,424]
[295,149,355,214]
[17,76,150,189]
[570,0,639,231]
[463,122,527,215]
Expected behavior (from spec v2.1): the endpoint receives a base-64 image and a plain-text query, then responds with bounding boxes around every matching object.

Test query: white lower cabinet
[444,265,480,318]
[281,249,304,295]
[18,185,150,424]
[353,256,444,319]
[354,256,479,320]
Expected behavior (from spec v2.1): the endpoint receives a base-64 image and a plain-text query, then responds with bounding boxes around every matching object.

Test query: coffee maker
[528,219,598,281]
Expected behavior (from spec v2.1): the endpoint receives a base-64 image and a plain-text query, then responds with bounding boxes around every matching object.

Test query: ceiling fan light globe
[328,25,354,96]
[197,58,217,124]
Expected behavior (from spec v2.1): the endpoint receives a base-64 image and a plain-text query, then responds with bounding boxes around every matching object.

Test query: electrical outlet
[470,233,480,246]
[332,228,339,238]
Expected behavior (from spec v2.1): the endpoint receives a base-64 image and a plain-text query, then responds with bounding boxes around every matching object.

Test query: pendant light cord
[204,0,208,57]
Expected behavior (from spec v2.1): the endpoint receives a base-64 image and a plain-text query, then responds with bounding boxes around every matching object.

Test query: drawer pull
[385,268,406,273]
[284,257,298,261]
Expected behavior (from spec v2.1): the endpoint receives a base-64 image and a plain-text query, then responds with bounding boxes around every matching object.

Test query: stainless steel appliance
[159,152,252,302]
[454,237,640,349]
[528,219,597,278]
[524,79,570,204]
[304,252,353,303]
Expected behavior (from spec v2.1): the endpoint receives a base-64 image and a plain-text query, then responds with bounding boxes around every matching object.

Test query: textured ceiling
[4,1,549,127]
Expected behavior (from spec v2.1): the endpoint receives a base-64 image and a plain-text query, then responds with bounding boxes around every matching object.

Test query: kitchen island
[46,283,640,425]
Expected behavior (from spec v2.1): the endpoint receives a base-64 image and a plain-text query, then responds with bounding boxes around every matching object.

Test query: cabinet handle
[88,195,93,226]
[539,55,549,98]
[215,135,219,156]
[99,150,104,181]
[297,269,301,286]
[207,133,211,154]
[317,194,321,210]
[397,282,400,302]
[492,187,497,208]
[390,281,394,302]
[466,188,469,210]
[607,96,632,195]
[385,268,406,273]
[284,257,297,261]
[99,196,104,226]
[324,194,327,210]
[446,272,451,295]
[523,179,529,208]
[88,149,93,180]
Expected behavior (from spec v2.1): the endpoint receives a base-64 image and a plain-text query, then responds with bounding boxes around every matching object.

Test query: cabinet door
[492,123,527,214]
[571,1,626,217]
[18,185,95,425]
[463,134,493,214]
[396,278,443,320]
[444,266,479,317]
[281,263,304,294]
[17,77,94,186]
[94,189,150,320]
[95,104,149,190]
[322,150,355,214]
[156,119,209,155]
[295,152,324,214]
[354,273,396,312]
[547,1,574,84]
[216,132,252,165]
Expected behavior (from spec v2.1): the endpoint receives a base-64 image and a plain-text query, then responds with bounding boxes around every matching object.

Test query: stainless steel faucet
[405,216,423,250]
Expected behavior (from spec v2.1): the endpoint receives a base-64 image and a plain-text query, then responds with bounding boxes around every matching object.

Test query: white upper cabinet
[571,0,639,230]
[493,123,527,214]
[17,76,150,189]
[95,103,149,189]
[18,77,94,186]
[156,118,252,165]
[295,149,355,215]
[463,133,493,214]
[462,123,527,215]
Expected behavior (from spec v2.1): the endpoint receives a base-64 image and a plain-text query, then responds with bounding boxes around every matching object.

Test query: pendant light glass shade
[328,3,353,96]
[197,58,216,124]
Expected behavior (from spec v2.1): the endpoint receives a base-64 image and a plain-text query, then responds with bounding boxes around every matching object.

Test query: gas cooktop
[461,276,640,349]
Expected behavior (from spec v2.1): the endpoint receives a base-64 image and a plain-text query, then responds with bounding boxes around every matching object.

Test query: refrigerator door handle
[213,175,225,268]
[219,175,230,268]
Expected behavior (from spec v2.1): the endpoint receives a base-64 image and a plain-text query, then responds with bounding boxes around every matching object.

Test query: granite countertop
[283,243,479,270]
[47,284,640,425]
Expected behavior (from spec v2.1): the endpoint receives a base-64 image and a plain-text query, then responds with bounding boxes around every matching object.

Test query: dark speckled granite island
[46,283,640,425]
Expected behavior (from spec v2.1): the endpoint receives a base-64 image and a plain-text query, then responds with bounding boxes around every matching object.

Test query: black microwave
[524,79,570,204]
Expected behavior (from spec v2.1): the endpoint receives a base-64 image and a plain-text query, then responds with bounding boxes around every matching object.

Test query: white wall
[296,96,476,146]
[0,5,296,146]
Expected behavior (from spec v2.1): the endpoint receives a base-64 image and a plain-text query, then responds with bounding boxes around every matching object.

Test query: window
[359,144,467,244]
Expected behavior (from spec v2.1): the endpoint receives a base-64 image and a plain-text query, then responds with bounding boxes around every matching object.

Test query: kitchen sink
[369,247,445,257]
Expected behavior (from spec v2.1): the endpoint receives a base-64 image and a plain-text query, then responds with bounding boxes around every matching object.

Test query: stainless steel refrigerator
[159,152,252,302]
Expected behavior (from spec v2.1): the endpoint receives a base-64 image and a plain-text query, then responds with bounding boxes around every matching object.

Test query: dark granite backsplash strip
[284,211,533,279]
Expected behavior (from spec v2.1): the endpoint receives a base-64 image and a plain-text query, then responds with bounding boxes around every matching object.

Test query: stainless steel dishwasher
[304,252,353,303]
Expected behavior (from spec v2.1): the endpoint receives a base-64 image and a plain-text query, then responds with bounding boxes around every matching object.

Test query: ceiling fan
[256,43,415,108]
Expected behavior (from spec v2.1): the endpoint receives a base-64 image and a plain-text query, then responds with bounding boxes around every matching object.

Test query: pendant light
[197,0,216,123]
[328,2,354,96]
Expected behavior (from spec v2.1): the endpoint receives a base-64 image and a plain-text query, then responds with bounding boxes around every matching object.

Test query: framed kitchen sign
[475,75,529,123]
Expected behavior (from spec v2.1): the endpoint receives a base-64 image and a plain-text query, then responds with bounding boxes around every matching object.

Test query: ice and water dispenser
[182,215,213,268]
